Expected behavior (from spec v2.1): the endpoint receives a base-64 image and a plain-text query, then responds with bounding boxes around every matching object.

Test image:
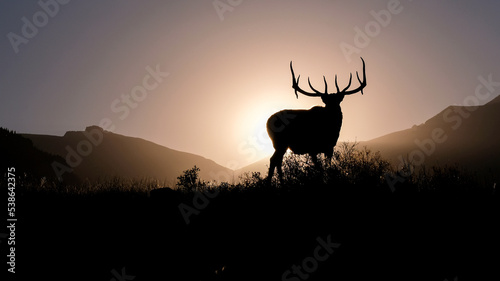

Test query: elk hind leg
[268,148,286,183]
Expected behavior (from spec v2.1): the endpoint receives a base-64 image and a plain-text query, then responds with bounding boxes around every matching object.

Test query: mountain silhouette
[362,95,500,175]
[0,127,79,183]
[22,126,233,184]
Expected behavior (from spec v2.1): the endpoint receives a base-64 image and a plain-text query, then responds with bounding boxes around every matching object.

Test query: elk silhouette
[266,57,366,182]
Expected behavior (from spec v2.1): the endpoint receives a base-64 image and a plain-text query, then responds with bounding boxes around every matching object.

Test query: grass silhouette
[11,143,499,281]
[15,141,495,196]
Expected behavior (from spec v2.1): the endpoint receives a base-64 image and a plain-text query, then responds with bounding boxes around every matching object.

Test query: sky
[1,0,500,169]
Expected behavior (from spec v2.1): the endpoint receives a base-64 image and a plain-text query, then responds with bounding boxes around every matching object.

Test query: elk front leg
[267,148,286,184]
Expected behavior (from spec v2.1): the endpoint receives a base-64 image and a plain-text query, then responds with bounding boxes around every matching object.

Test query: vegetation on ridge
[11,141,495,197]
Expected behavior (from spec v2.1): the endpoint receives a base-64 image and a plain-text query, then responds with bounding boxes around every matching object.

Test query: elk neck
[324,103,343,117]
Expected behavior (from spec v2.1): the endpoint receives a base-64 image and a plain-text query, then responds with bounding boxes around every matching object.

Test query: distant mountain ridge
[9,94,500,184]
[0,127,78,183]
[22,126,233,185]
[362,95,500,175]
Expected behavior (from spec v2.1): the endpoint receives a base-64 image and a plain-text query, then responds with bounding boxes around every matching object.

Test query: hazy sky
[1,0,499,169]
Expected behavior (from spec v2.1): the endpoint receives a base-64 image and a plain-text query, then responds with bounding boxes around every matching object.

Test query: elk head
[290,57,366,106]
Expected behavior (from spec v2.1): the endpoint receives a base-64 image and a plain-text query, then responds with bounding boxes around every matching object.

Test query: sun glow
[236,103,281,165]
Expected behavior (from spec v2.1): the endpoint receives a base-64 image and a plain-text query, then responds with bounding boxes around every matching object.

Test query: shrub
[276,142,392,189]
[176,166,206,193]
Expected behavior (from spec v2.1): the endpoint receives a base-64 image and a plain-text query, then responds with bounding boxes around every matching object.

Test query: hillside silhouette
[0,127,78,183]
[22,126,233,184]
[362,94,500,176]
[11,147,499,281]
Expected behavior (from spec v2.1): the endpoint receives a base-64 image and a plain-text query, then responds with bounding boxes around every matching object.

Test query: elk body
[267,57,366,182]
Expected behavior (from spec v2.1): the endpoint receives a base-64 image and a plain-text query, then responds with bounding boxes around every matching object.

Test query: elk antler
[339,57,366,95]
[290,57,366,98]
[290,61,325,98]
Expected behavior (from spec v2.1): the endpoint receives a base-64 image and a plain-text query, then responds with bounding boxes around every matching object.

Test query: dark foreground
[8,182,499,281]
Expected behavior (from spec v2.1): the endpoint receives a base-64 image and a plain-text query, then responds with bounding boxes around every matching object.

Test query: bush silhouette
[271,142,392,190]
[176,165,204,192]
